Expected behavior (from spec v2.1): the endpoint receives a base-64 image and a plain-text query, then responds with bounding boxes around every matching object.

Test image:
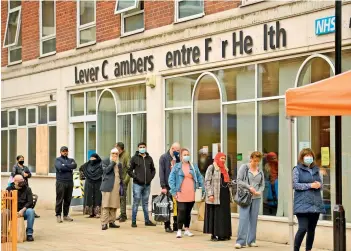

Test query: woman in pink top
[168,148,204,238]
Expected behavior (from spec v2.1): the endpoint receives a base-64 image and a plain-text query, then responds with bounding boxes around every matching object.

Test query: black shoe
[173,224,178,231]
[34,213,40,218]
[109,222,120,228]
[119,217,127,223]
[27,236,34,242]
[102,224,108,230]
[116,216,121,221]
[165,227,174,233]
[131,222,137,228]
[211,236,218,242]
[145,221,156,226]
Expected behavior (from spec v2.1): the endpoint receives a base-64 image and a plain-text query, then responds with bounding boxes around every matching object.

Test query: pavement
[17,210,327,251]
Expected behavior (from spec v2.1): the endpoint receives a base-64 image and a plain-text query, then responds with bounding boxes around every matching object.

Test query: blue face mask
[183,156,190,162]
[304,156,313,165]
[139,148,146,154]
[173,151,180,157]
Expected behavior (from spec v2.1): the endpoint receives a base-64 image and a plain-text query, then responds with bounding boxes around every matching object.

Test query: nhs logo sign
[315,16,336,35]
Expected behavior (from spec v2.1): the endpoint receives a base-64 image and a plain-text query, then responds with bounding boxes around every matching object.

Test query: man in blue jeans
[128,142,156,228]
[7,175,35,242]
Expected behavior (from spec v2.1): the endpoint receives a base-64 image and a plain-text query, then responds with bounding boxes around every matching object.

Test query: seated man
[7,174,35,242]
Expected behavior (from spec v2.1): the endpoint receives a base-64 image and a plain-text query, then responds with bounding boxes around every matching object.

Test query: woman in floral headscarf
[203,153,232,241]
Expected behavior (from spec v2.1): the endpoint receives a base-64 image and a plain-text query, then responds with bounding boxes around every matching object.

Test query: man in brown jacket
[115,142,131,222]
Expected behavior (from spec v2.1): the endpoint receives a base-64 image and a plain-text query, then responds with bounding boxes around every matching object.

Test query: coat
[7,183,33,212]
[128,151,156,186]
[11,164,32,184]
[119,150,131,185]
[159,151,180,190]
[204,163,230,205]
[100,158,123,193]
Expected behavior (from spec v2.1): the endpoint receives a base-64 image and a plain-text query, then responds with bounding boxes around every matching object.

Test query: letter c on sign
[102,60,108,79]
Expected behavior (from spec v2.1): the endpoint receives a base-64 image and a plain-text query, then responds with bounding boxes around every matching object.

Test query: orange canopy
[285,70,351,117]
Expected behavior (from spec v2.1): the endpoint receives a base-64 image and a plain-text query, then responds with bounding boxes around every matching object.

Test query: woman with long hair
[203,152,232,241]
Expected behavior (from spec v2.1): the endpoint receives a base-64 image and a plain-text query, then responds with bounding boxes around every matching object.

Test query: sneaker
[56,216,63,223]
[235,243,242,249]
[63,216,73,222]
[184,230,194,237]
[249,243,258,247]
[145,221,156,226]
[26,235,34,242]
[165,227,174,233]
[131,222,137,228]
[176,230,182,238]
[109,222,120,228]
[102,224,108,230]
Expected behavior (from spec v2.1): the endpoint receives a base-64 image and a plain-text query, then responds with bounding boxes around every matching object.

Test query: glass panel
[213,66,255,101]
[10,0,21,9]
[117,115,131,154]
[42,38,56,54]
[4,10,20,46]
[86,122,96,160]
[80,0,95,25]
[2,111,8,128]
[124,12,144,33]
[28,128,36,173]
[18,108,26,126]
[113,85,146,113]
[28,108,36,124]
[74,123,84,167]
[1,130,8,172]
[9,111,16,126]
[224,102,255,213]
[86,91,96,115]
[49,106,57,122]
[80,26,96,44]
[9,130,17,170]
[117,0,137,12]
[132,113,146,152]
[9,47,22,63]
[165,109,191,151]
[39,105,48,124]
[194,74,221,177]
[41,0,55,37]
[258,57,306,97]
[71,93,84,116]
[165,74,199,108]
[49,126,57,173]
[178,0,203,19]
[98,91,116,159]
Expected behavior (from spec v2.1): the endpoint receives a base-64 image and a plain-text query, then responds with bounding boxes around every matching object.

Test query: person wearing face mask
[6,175,35,242]
[128,142,156,228]
[235,151,264,249]
[79,153,103,218]
[159,142,181,233]
[203,152,232,242]
[168,148,204,238]
[293,148,325,251]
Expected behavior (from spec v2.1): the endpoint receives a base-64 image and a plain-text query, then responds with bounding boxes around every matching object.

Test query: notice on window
[299,141,310,153]
[321,147,330,166]
[237,153,243,161]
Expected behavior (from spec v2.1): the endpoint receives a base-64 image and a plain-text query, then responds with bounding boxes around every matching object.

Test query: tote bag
[234,167,252,207]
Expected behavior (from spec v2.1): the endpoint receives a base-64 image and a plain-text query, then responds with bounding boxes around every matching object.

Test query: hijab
[214,152,230,183]
[81,153,103,181]
[266,152,278,184]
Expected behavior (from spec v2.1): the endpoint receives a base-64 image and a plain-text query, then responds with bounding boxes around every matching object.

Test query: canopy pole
[287,116,294,251]
[333,1,346,251]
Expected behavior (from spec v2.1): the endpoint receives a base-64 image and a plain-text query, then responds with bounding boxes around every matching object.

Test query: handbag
[190,164,203,202]
[234,167,252,207]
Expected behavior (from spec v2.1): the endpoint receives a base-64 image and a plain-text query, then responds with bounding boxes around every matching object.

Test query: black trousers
[294,213,320,251]
[55,181,74,216]
[177,201,195,230]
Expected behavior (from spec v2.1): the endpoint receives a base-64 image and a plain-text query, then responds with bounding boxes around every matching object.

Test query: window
[18,108,26,126]
[48,105,57,122]
[39,105,48,124]
[27,107,37,125]
[1,131,8,172]
[77,0,96,47]
[9,129,17,170]
[86,91,96,115]
[240,0,264,6]
[49,126,57,173]
[28,127,36,173]
[121,1,144,36]
[175,0,204,23]
[40,0,56,56]
[71,93,85,116]
[2,111,8,128]
[8,110,17,127]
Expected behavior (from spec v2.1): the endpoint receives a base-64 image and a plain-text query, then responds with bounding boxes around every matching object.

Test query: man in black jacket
[159,142,180,233]
[128,142,156,228]
[6,175,35,242]
[54,146,77,223]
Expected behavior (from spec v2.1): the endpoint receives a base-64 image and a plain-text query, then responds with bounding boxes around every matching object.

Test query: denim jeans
[236,198,261,246]
[24,208,35,236]
[132,183,151,223]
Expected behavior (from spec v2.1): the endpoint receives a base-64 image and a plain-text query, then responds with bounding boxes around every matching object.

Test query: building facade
[1,0,351,249]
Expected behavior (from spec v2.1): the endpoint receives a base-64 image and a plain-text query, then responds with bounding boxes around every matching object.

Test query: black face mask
[15,180,26,189]
[18,161,24,165]
[90,159,98,165]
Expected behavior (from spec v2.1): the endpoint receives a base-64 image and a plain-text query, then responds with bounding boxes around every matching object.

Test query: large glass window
[175,0,204,23]
[27,108,37,125]
[71,93,85,116]
[9,129,17,170]
[49,126,57,173]
[40,0,56,56]
[78,0,96,47]
[1,130,8,172]
[2,111,8,128]
[165,109,191,150]
[28,128,36,172]
[39,105,48,124]
[113,85,146,113]
[133,113,147,148]
[18,108,26,126]
[86,122,96,160]
[165,74,198,108]
[74,123,85,167]
[9,110,16,126]
[86,91,96,115]
[49,106,57,122]
[117,115,131,154]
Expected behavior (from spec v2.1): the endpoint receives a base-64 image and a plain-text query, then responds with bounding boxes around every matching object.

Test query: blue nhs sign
[315,16,336,35]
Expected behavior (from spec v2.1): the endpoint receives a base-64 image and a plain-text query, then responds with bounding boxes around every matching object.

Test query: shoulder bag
[234,166,252,207]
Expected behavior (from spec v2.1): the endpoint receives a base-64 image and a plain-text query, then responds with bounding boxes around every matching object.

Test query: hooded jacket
[128,151,156,186]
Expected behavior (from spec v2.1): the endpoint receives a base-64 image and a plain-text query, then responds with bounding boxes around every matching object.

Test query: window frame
[17,107,27,128]
[47,103,57,124]
[3,3,22,48]
[27,106,38,126]
[115,0,139,15]
[8,109,17,128]
[240,0,265,7]
[174,0,205,24]
[39,0,56,57]
[121,4,145,37]
[76,0,97,48]
[26,125,37,175]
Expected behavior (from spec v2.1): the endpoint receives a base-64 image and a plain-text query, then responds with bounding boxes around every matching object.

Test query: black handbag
[234,167,252,207]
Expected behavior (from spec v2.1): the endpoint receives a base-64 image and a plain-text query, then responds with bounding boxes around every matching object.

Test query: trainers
[131,222,137,228]
[235,243,242,249]
[145,221,156,226]
[26,235,34,242]
[249,243,258,247]
[184,230,194,237]
[176,230,182,238]
[56,216,63,223]
[63,216,73,222]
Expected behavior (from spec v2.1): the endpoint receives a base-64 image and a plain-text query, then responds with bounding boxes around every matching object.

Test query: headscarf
[266,152,278,184]
[214,152,230,183]
[81,153,103,181]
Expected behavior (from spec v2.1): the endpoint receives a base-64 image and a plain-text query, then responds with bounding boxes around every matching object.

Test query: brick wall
[96,0,120,42]
[56,0,76,53]
[205,0,240,15]
[22,0,39,61]
[1,0,8,67]
[145,1,174,30]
